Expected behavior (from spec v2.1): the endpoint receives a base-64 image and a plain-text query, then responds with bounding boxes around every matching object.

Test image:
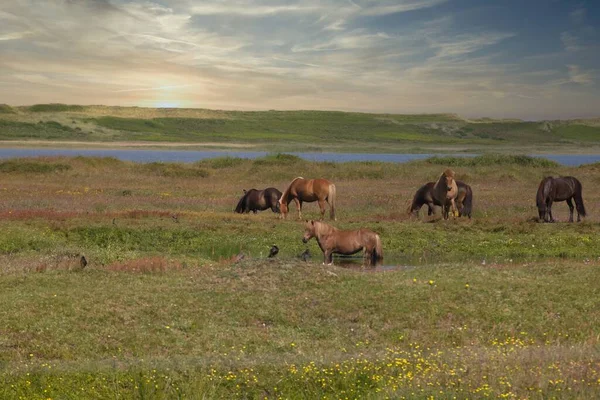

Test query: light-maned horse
[536,176,586,222]
[234,188,282,214]
[302,220,383,266]
[409,169,466,219]
[279,177,336,220]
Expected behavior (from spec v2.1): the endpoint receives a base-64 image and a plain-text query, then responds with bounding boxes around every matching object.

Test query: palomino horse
[279,177,336,220]
[536,176,586,222]
[302,220,383,266]
[409,169,466,219]
[234,188,282,214]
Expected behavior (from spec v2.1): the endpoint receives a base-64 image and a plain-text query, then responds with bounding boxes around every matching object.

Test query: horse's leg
[566,198,575,223]
[293,198,302,220]
[450,199,458,218]
[323,250,333,265]
[318,199,326,220]
[547,199,555,222]
[427,201,436,216]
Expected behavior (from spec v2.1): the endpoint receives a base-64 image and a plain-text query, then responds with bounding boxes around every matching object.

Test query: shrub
[0,160,72,173]
[28,104,85,112]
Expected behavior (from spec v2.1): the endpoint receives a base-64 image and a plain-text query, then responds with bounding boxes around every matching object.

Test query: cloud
[567,65,594,85]
[569,6,586,24]
[561,31,582,52]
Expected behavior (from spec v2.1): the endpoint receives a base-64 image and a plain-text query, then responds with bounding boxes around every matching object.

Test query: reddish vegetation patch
[105,256,182,273]
[121,210,173,219]
[0,209,81,220]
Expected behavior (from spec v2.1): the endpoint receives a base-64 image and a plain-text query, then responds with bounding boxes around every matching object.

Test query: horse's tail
[328,183,337,220]
[574,178,587,217]
[234,193,246,213]
[462,184,473,218]
[372,234,383,264]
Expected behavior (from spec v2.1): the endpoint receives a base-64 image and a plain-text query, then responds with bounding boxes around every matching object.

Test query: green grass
[1,155,600,398]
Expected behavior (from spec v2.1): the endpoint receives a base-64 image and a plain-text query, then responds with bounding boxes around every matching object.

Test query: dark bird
[172,215,179,223]
[300,249,311,262]
[268,245,279,258]
[80,255,88,268]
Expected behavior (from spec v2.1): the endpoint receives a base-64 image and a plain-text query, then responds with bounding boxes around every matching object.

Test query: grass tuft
[0,159,72,173]
[424,154,559,167]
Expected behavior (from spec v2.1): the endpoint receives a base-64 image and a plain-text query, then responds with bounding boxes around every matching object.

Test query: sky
[0,0,598,120]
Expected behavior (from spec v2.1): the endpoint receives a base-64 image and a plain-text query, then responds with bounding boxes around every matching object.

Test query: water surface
[0,148,599,166]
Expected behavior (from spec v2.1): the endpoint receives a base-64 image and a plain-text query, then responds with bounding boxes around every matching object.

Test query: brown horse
[234,187,282,214]
[536,176,586,222]
[279,177,336,220]
[302,220,383,266]
[410,169,467,219]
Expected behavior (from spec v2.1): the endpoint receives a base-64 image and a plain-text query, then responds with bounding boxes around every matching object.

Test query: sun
[154,101,182,108]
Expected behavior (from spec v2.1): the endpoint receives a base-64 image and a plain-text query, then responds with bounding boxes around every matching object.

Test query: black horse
[410,180,473,219]
[536,176,586,222]
[234,188,282,214]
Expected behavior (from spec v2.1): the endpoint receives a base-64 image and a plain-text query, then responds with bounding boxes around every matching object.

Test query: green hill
[0,104,598,153]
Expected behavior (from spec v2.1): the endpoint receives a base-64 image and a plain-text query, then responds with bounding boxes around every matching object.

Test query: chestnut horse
[536,176,586,222]
[302,220,383,266]
[279,177,336,220]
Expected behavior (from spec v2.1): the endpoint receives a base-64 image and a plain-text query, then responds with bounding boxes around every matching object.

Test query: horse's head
[443,169,455,191]
[302,220,316,243]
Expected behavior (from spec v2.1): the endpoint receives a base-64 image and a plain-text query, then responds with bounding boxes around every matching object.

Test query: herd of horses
[234,172,587,266]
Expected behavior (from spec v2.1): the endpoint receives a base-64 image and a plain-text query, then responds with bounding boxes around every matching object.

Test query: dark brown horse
[536,176,586,222]
[302,220,383,266]
[234,187,282,214]
[279,177,336,220]
[409,170,473,219]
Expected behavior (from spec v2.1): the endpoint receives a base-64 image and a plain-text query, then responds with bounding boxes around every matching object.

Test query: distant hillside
[1,104,599,153]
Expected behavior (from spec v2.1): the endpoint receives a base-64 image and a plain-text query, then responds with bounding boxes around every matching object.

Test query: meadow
[1,103,600,154]
[1,153,600,398]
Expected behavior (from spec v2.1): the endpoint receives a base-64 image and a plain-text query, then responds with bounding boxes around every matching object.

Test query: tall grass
[424,154,559,167]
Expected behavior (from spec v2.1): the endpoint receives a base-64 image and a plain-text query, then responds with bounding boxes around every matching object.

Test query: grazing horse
[234,187,282,214]
[536,176,586,222]
[410,169,469,219]
[279,177,336,220]
[302,220,383,266]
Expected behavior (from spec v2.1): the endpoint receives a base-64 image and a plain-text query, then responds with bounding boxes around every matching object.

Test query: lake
[0,148,599,166]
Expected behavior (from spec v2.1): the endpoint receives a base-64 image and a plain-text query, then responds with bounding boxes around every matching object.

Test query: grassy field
[1,154,600,398]
[1,103,600,153]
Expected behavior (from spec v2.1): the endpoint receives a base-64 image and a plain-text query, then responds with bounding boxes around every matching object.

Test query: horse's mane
[280,176,304,204]
[444,168,455,178]
[536,176,553,207]
[313,220,335,236]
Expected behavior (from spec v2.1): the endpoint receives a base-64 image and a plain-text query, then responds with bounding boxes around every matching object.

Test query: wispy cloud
[567,64,594,85]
